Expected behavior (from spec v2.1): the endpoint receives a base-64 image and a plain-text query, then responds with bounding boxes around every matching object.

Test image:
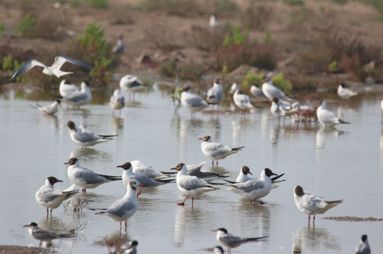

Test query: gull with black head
[35,176,78,216]
[67,120,117,147]
[199,135,244,166]
[23,222,75,247]
[65,157,121,192]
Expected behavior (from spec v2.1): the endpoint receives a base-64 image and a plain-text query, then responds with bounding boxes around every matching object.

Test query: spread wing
[11,59,46,80]
[52,56,92,71]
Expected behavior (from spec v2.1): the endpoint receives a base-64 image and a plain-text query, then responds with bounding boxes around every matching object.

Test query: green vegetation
[86,0,108,9]
[272,73,293,94]
[223,26,248,47]
[241,71,264,90]
[17,15,36,37]
[159,60,205,81]
[0,22,4,38]
[1,55,20,72]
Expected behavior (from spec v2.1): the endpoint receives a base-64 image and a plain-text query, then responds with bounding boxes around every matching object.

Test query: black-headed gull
[294,185,343,225]
[67,120,117,147]
[35,176,78,216]
[11,56,91,80]
[106,179,139,232]
[23,222,74,246]
[213,227,267,252]
[262,79,292,102]
[59,79,79,97]
[172,163,218,206]
[337,83,357,99]
[355,234,371,254]
[62,81,92,107]
[227,168,279,203]
[316,100,349,127]
[35,99,61,115]
[270,97,293,117]
[199,135,244,166]
[109,88,125,116]
[181,86,208,112]
[65,157,121,192]
[207,78,224,105]
[233,90,253,110]
[225,166,285,185]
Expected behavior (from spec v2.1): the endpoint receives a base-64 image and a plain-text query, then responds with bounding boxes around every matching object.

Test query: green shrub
[241,71,264,90]
[159,60,178,78]
[1,55,20,72]
[90,57,112,84]
[284,0,304,6]
[328,60,338,72]
[272,73,293,94]
[223,26,248,47]
[17,15,36,37]
[0,22,4,38]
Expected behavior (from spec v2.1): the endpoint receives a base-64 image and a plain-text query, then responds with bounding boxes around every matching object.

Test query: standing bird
[35,176,78,216]
[106,179,139,232]
[59,79,79,97]
[229,83,240,94]
[227,168,279,203]
[119,74,144,100]
[67,120,117,147]
[250,85,265,98]
[111,35,124,54]
[337,83,357,99]
[213,228,267,253]
[35,99,61,115]
[180,86,208,113]
[117,162,173,188]
[172,163,218,206]
[209,14,221,29]
[62,81,92,107]
[233,90,253,110]
[355,234,371,254]
[235,166,253,183]
[270,97,292,118]
[207,78,224,105]
[23,222,74,247]
[110,89,125,116]
[65,157,121,192]
[293,185,343,225]
[11,56,91,80]
[199,135,244,166]
[262,79,292,102]
[316,100,349,127]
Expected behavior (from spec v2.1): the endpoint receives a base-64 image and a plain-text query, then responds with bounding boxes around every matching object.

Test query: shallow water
[0,85,382,253]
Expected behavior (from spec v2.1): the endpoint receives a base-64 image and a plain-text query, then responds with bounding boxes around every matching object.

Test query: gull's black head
[23,222,38,228]
[55,99,61,105]
[47,176,63,185]
[214,228,228,234]
[361,234,368,242]
[182,86,191,92]
[215,78,221,84]
[237,90,244,95]
[172,163,185,172]
[130,240,138,246]
[67,121,76,130]
[272,97,279,103]
[65,157,78,166]
[117,162,131,170]
[264,168,277,177]
[242,166,252,175]
[83,80,90,87]
[294,185,304,197]
[198,135,211,142]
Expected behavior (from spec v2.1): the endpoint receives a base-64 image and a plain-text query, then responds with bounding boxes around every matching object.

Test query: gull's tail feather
[99,134,118,139]
[223,179,237,184]
[271,173,285,183]
[338,119,350,124]
[231,146,244,152]
[326,199,343,207]
[155,178,175,184]
[243,236,268,243]
[98,174,122,181]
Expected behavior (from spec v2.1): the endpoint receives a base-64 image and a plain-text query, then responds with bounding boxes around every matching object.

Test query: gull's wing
[301,193,327,211]
[107,198,136,217]
[32,228,59,241]
[182,92,207,108]
[204,142,231,158]
[74,131,101,143]
[318,108,337,123]
[64,91,89,103]
[11,59,46,80]
[52,56,92,71]
[178,175,212,191]
[234,179,265,193]
[74,167,107,185]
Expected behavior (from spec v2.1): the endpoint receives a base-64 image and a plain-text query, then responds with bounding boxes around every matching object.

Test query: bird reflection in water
[69,147,112,161]
[292,226,340,253]
[94,231,131,253]
[112,116,124,132]
[174,206,203,247]
[316,127,345,149]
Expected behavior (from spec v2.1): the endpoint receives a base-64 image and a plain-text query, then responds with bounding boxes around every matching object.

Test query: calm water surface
[0,85,382,253]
